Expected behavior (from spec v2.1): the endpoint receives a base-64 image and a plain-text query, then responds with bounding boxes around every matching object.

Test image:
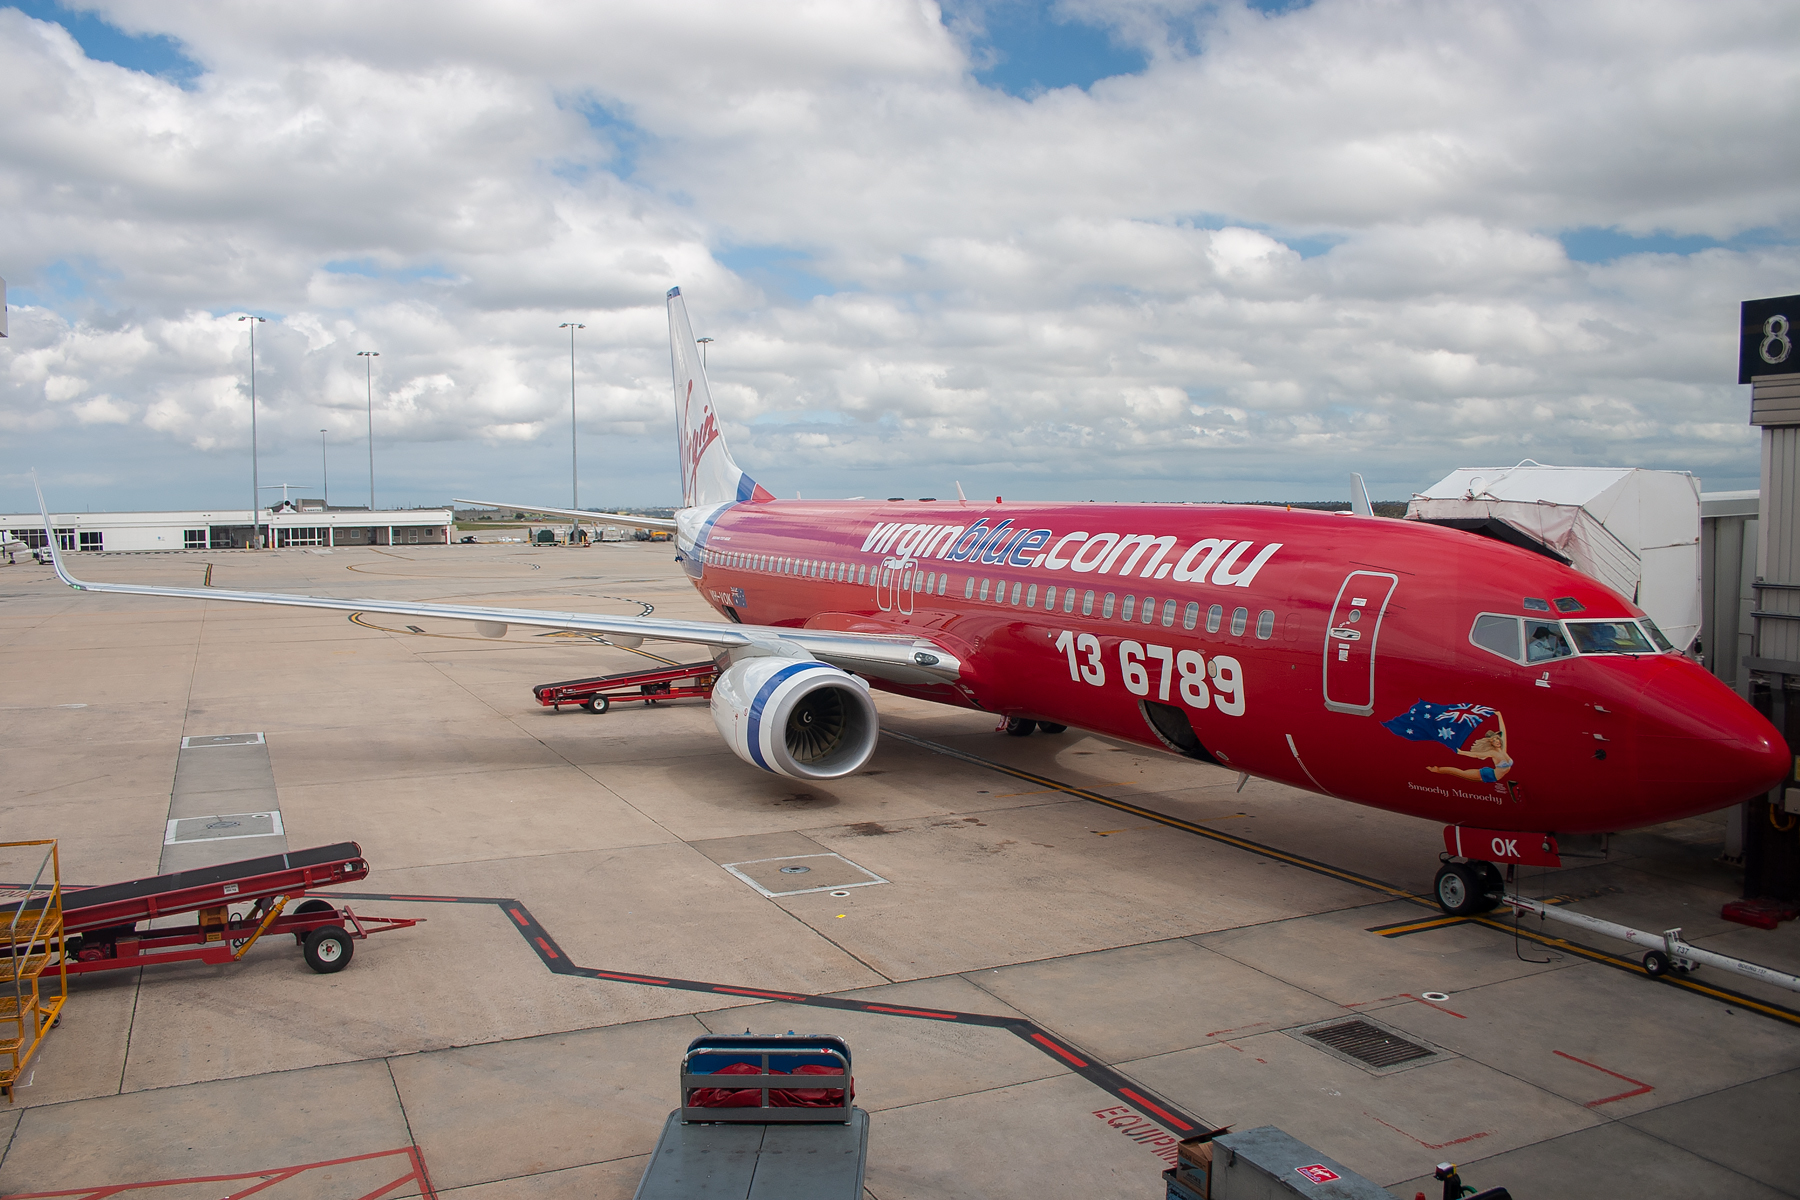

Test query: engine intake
[711,656,880,780]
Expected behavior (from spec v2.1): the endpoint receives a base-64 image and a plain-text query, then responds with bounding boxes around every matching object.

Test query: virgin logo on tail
[679,379,722,497]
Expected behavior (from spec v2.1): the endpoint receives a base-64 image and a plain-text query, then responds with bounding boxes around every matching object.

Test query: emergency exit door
[1322,570,1398,715]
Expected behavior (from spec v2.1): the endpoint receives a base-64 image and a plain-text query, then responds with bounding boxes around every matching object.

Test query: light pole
[356,351,379,510]
[559,321,585,543]
[238,315,266,548]
[320,430,329,506]
[697,336,713,368]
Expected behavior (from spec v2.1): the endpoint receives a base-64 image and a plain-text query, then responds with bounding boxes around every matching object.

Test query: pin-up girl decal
[1382,701,1514,782]
[1425,711,1511,783]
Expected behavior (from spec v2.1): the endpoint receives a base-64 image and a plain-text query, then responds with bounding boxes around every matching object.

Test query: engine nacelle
[711,656,879,780]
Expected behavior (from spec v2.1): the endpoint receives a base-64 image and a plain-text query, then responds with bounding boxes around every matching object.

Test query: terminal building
[3,502,454,552]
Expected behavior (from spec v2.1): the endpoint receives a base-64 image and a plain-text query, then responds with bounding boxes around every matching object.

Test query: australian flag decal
[1382,700,1495,750]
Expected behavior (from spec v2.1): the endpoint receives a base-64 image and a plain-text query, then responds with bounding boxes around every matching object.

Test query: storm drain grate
[1301,1020,1434,1069]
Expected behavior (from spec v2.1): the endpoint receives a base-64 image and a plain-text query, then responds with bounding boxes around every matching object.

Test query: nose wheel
[1433,861,1503,917]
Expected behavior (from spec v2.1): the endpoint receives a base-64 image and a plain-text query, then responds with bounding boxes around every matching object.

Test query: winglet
[32,474,85,590]
[1350,472,1375,518]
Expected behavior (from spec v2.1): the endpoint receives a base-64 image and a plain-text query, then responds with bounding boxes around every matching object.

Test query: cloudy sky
[3,0,1797,514]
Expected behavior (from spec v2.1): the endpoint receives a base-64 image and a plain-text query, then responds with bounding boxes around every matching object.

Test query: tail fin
[667,287,772,508]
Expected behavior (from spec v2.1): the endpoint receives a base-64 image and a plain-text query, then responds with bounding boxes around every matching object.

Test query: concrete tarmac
[0,541,1796,1199]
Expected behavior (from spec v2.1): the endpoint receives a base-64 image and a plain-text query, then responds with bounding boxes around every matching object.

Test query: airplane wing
[35,486,957,687]
[454,498,679,534]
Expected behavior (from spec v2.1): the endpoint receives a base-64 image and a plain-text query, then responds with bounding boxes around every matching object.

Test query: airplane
[35,287,1790,918]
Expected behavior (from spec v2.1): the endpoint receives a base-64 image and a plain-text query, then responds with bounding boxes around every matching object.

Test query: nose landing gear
[1433,859,1504,917]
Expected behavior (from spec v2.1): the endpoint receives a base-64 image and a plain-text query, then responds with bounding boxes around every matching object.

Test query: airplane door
[875,556,916,614]
[1322,570,1399,716]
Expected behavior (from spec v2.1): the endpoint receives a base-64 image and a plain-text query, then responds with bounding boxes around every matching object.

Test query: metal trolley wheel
[583,695,611,714]
[303,925,355,974]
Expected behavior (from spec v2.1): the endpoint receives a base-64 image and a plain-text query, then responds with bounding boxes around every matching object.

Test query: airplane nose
[1634,660,1790,817]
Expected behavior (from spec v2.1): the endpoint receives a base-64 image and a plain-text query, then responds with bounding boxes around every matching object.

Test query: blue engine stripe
[745,661,834,772]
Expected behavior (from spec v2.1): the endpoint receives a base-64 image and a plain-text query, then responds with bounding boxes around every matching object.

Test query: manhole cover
[165,811,284,845]
[1301,1020,1434,1069]
[180,732,266,748]
[722,853,888,897]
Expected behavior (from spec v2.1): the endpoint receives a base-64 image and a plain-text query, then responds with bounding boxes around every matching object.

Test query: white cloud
[2,0,1797,512]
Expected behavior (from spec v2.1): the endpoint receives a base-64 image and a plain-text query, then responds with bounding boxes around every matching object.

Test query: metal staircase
[1,840,68,1101]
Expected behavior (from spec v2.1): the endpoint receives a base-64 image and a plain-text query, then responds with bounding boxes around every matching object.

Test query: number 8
[1762,314,1792,366]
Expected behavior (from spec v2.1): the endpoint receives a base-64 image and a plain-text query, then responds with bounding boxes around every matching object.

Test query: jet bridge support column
[1740,294,1800,902]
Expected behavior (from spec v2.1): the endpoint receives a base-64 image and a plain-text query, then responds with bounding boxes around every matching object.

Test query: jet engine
[711,655,880,779]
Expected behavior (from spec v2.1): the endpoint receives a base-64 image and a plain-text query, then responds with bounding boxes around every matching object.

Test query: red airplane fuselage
[681,498,1786,836]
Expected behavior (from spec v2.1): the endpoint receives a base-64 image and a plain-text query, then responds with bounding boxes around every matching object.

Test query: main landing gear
[1001,718,1069,737]
[1433,859,1504,917]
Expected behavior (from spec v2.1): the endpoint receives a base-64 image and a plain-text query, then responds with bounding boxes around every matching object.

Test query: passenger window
[1255,610,1274,639]
[1207,604,1223,634]
[964,577,975,599]
[1470,614,1523,661]
[1010,581,1023,605]
[1063,589,1076,614]
[1525,621,1574,663]
[1027,584,1039,608]
[1567,620,1655,655]
[1230,607,1248,636]
[859,564,867,585]
[1044,586,1057,611]
[1122,595,1136,621]
[1082,590,1095,616]
[1102,593,1115,618]
[1183,602,1199,631]
[1161,600,1177,627]
[979,579,991,601]
[1141,597,1156,625]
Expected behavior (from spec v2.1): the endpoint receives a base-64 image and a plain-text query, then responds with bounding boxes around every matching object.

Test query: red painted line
[863,1004,959,1020]
[1030,1033,1088,1067]
[1205,1020,1270,1038]
[1367,1113,1491,1150]
[534,936,559,959]
[1554,1050,1654,1106]
[1404,993,1467,1018]
[596,971,674,985]
[4,1149,427,1198]
[714,986,805,1000]
[509,907,530,926]
[349,1170,421,1200]
[1118,1088,1193,1132]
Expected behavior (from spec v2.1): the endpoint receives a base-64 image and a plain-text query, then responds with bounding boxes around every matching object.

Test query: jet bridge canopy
[1406,462,1703,651]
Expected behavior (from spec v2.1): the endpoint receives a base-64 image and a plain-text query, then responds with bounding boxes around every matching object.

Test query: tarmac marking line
[864,1005,960,1019]
[1029,1033,1089,1067]
[1553,1049,1655,1106]
[1403,993,1467,1018]
[1117,1088,1194,1132]
[4,1147,436,1200]
[880,732,1800,1029]
[1365,1112,1492,1151]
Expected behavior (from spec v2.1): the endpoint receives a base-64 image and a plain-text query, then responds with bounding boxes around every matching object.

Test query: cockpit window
[1553,596,1586,613]
[1470,614,1523,662]
[1525,621,1574,663]
[1641,619,1675,653]
[1523,597,1551,612]
[1566,620,1655,655]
